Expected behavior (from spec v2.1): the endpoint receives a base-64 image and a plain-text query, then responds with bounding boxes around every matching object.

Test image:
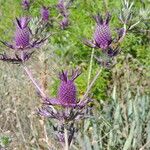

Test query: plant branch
[81,67,102,101]
[23,65,47,99]
[87,48,95,89]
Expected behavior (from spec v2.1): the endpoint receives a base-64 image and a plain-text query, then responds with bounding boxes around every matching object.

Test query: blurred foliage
[0,135,11,148]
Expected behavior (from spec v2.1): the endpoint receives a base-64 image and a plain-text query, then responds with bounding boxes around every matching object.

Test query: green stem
[87,48,95,89]
[103,0,109,12]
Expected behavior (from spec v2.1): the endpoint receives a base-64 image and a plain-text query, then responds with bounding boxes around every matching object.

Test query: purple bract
[22,0,30,10]
[60,17,69,29]
[41,6,49,22]
[15,17,30,49]
[57,0,68,17]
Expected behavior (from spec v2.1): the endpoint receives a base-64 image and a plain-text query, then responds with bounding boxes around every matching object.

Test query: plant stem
[118,24,127,43]
[23,65,47,99]
[103,0,109,13]
[64,127,69,150]
[87,48,95,89]
[82,67,102,101]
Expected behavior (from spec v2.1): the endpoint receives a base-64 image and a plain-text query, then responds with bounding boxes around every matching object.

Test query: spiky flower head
[60,17,69,29]
[84,13,112,50]
[57,70,79,106]
[93,13,112,49]
[84,12,127,63]
[15,17,30,49]
[22,0,30,10]
[0,17,48,63]
[41,6,50,21]
[38,69,91,108]
[45,69,81,107]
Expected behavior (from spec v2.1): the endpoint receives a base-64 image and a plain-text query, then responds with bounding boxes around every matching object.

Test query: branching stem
[87,48,95,89]
[23,65,47,99]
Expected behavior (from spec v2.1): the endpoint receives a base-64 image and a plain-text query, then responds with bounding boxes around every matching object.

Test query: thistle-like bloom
[0,17,47,63]
[41,6,50,22]
[84,13,112,50]
[93,13,112,49]
[43,69,90,107]
[38,69,91,118]
[84,13,126,59]
[1,17,45,50]
[22,0,30,10]
[15,17,30,49]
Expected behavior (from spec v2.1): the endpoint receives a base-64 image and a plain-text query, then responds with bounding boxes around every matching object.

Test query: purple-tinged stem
[23,65,47,99]
[118,24,127,43]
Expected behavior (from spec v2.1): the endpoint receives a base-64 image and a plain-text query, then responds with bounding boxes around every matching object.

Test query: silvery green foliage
[29,17,50,43]
[139,8,150,20]
[120,0,134,24]
[119,0,140,30]
[73,86,150,150]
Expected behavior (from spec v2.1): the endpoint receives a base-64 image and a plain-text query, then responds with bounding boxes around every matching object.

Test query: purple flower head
[15,17,30,49]
[1,17,47,51]
[60,17,69,29]
[0,17,49,63]
[48,69,81,107]
[93,13,112,49]
[57,0,69,17]
[58,70,78,105]
[22,0,30,10]
[84,13,112,50]
[39,69,91,108]
[41,6,50,22]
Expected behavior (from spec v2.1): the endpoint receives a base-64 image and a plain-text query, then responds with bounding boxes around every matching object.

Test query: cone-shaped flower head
[84,13,112,50]
[22,0,30,10]
[0,17,48,51]
[93,13,112,49]
[15,17,30,49]
[41,6,50,21]
[42,69,92,108]
[58,71,78,105]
